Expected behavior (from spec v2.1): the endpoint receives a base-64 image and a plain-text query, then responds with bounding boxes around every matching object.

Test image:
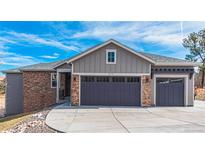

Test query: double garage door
[81,76,141,106]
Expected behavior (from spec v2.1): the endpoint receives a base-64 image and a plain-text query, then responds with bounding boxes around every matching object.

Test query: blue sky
[1,21,205,76]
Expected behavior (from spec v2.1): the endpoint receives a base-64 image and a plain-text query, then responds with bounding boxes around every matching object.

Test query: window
[96,76,109,82]
[112,77,125,82]
[106,49,116,64]
[51,73,57,88]
[81,76,95,82]
[127,77,139,83]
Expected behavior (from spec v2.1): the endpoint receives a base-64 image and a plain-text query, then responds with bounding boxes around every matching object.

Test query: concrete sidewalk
[46,101,205,133]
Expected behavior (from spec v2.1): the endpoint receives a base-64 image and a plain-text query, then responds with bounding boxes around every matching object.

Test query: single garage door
[156,78,184,106]
[81,76,141,106]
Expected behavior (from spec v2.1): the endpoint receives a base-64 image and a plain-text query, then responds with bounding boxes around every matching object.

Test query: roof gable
[67,39,156,64]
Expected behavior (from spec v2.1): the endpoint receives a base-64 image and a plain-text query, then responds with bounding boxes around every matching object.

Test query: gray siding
[5,73,23,115]
[55,63,71,69]
[73,43,151,74]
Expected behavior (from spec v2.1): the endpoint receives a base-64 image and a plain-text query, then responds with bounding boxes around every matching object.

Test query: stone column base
[141,75,152,107]
[71,75,80,106]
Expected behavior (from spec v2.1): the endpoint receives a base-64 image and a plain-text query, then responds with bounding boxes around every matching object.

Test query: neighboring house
[2,39,198,115]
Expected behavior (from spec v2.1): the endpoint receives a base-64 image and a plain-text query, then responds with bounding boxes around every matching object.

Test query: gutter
[1,71,22,74]
[21,69,56,71]
[2,69,56,74]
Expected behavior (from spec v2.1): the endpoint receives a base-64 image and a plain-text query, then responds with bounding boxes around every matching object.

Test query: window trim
[51,73,57,88]
[106,49,116,64]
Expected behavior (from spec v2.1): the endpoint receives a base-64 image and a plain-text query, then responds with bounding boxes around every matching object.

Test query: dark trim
[151,66,194,74]
[151,66,195,80]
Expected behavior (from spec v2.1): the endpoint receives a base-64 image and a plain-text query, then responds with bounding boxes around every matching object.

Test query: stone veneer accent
[141,75,152,106]
[23,71,56,112]
[71,74,80,106]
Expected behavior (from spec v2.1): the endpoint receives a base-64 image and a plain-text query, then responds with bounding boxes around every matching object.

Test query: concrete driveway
[46,101,205,133]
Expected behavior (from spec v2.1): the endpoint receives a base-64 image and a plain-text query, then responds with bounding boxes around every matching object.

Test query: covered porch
[56,69,72,104]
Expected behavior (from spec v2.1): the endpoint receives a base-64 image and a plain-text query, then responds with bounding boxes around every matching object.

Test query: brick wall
[141,75,152,106]
[23,71,56,112]
[71,74,79,106]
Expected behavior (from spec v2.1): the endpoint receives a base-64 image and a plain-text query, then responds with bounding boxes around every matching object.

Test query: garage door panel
[129,84,134,104]
[118,83,122,105]
[156,78,184,106]
[81,76,140,106]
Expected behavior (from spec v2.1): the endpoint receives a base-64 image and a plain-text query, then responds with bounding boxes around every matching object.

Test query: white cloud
[0,50,40,67]
[72,22,141,40]
[0,42,39,67]
[53,52,59,56]
[1,31,79,51]
[40,55,57,59]
[0,30,78,68]
[142,33,182,45]
[0,37,17,44]
[40,52,60,59]
[7,31,79,51]
[72,21,205,46]
[70,21,205,59]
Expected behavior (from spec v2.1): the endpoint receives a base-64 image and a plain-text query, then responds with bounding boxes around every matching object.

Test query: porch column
[56,72,60,103]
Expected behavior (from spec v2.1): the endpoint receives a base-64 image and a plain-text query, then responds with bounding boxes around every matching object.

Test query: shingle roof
[113,39,197,65]
[2,39,198,74]
[21,61,60,70]
[138,52,192,63]
[2,60,64,73]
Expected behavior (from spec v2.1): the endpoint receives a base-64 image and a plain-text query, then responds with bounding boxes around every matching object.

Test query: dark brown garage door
[156,78,184,106]
[81,76,141,106]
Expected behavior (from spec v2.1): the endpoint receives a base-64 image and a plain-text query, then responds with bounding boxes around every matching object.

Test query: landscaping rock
[196,88,205,101]
[2,108,57,133]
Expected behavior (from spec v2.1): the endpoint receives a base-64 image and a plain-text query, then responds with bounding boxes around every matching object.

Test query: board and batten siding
[73,43,151,74]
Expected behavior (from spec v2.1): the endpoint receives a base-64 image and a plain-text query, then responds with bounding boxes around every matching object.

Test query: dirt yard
[0,94,5,117]
[195,88,205,101]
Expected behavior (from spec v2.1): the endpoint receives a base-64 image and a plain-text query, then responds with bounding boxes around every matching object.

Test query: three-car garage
[80,76,186,107]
